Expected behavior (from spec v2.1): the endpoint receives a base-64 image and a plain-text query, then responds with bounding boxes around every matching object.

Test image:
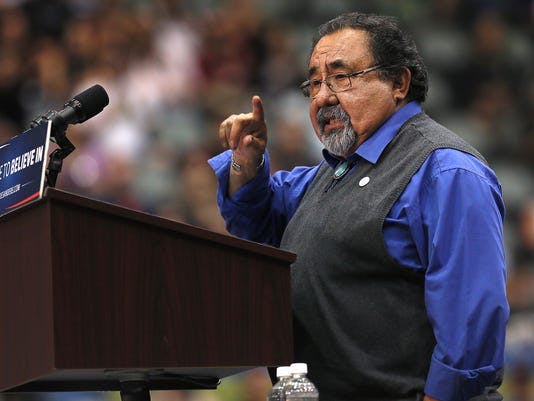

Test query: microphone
[28,84,109,188]
[31,84,109,133]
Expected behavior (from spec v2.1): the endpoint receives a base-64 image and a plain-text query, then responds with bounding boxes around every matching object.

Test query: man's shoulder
[404,113,469,146]
[402,112,487,164]
[422,147,500,192]
[427,147,488,173]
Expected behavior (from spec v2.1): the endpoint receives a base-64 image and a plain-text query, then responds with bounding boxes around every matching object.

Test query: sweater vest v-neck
[280,112,485,401]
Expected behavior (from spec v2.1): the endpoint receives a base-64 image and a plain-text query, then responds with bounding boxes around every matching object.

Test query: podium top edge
[42,187,296,264]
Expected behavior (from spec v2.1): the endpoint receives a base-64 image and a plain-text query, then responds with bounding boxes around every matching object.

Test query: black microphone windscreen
[73,84,110,122]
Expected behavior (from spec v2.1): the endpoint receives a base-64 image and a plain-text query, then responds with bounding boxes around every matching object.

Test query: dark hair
[311,12,428,103]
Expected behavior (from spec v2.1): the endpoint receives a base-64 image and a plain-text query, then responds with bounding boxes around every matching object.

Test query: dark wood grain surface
[0,188,294,392]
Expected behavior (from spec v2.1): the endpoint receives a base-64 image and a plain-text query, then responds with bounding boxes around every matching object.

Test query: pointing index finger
[252,95,265,122]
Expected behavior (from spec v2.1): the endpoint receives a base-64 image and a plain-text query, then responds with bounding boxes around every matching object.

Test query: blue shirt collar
[323,101,422,168]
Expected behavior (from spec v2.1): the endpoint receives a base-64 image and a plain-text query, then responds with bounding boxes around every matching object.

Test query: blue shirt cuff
[425,354,500,401]
[207,149,272,238]
[207,149,232,200]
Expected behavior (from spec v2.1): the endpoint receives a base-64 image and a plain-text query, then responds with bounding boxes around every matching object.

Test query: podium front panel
[0,189,294,392]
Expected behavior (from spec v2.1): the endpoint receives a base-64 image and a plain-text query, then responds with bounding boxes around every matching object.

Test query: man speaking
[209,12,508,401]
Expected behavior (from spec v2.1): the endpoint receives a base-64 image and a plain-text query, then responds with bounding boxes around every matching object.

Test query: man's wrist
[231,153,265,172]
[228,152,266,197]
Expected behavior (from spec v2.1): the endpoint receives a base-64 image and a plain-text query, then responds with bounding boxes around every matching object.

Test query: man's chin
[322,142,349,157]
[321,133,357,157]
[319,128,340,142]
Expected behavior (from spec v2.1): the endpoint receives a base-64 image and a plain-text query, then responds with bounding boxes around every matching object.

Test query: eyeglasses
[299,64,386,98]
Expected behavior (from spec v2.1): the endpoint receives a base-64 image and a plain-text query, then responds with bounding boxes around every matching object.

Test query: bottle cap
[276,366,292,377]
[290,362,308,374]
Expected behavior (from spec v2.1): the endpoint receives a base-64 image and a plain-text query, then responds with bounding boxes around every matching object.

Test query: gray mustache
[317,105,351,130]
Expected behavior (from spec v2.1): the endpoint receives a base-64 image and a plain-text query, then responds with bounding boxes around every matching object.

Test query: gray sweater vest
[280,112,485,401]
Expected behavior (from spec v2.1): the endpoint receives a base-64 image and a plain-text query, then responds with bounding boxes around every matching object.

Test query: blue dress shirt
[208,101,509,401]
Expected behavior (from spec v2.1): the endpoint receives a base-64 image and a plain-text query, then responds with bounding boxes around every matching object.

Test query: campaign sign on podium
[0,121,51,217]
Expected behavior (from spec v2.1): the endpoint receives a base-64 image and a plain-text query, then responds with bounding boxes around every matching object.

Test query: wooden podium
[0,188,294,400]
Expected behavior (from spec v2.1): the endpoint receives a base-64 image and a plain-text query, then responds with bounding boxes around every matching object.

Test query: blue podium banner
[0,122,51,217]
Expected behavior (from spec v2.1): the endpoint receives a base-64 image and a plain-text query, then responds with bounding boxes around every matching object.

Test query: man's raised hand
[219,95,267,166]
[218,96,268,197]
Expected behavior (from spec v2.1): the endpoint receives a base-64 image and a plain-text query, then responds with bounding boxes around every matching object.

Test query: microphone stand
[31,110,76,188]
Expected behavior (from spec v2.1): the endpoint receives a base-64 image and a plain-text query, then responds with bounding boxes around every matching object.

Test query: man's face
[308,28,400,157]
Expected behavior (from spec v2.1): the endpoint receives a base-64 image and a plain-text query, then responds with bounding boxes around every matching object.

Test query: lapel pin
[359,176,370,187]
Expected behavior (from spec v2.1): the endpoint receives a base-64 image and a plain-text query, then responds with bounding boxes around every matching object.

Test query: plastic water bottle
[285,363,319,401]
[267,366,293,401]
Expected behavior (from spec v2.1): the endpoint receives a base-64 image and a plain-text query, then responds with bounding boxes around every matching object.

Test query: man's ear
[393,66,412,103]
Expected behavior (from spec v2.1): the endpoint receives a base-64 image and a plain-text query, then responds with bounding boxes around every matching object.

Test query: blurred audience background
[0,0,533,400]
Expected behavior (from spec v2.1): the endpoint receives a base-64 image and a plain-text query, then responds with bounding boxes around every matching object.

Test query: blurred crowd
[0,0,533,400]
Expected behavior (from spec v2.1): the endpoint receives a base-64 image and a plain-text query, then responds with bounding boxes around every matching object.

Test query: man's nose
[313,82,339,107]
